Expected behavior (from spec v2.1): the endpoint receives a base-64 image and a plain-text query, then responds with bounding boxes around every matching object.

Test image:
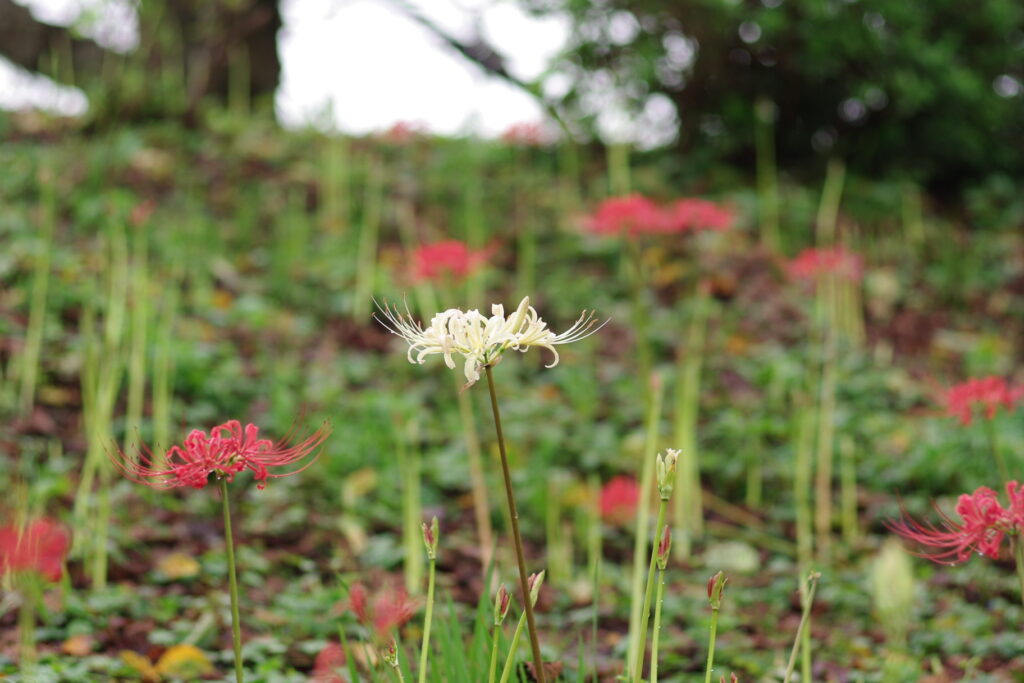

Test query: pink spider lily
[349,582,417,639]
[665,198,734,232]
[501,121,549,146]
[600,475,640,525]
[110,419,331,490]
[944,376,1024,426]
[585,194,668,236]
[888,483,1024,564]
[411,240,490,283]
[0,518,70,583]
[788,247,864,283]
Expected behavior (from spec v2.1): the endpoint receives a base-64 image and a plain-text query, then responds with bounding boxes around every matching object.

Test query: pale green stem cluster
[418,556,436,683]
[783,572,821,683]
[631,498,667,683]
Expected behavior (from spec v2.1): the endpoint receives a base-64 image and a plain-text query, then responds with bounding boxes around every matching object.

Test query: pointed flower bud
[494,583,512,625]
[707,570,727,610]
[656,526,672,570]
[382,640,400,668]
[720,674,738,683]
[527,571,545,607]
[656,449,680,500]
[422,516,439,560]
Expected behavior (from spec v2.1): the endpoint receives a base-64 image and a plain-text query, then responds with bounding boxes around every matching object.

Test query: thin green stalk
[625,374,663,676]
[814,325,837,562]
[354,156,384,321]
[631,499,667,683]
[984,418,1010,485]
[703,605,719,683]
[456,374,494,576]
[794,400,815,570]
[649,565,666,682]
[754,98,779,251]
[625,240,652,393]
[673,282,711,555]
[499,611,528,683]
[606,142,631,196]
[839,437,859,547]
[18,169,55,416]
[418,557,436,683]
[125,226,149,456]
[783,572,821,683]
[395,417,424,594]
[220,479,244,683]
[18,577,39,678]
[484,366,546,683]
[1014,537,1024,609]
[488,623,502,683]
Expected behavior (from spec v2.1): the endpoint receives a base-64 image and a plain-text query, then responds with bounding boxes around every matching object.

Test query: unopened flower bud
[707,570,727,609]
[656,449,680,500]
[494,584,512,625]
[422,516,439,560]
[656,526,672,570]
[720,674,738,683]
[382,640,399,668]
[527,571,545,607]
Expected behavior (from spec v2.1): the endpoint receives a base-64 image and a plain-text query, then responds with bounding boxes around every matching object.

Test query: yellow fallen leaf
[155,644,214,678]
[156,552,201,580]
[62,634,93,656]
[120,650,160,682]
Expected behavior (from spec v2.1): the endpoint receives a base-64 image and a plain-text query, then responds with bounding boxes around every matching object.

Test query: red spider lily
[944,376,1024,426]
[383,121,428,143]
[665,198,734,233]
[110,420,331,491]
[501,122,549,146]
[585,194,668,236]
[0,518,70,583]
[349,582,416,639]
[888,483,1024,564]
[411,240,490,282]
[312,642,348,683]
[600,475,640,525]
[788,247,864,283]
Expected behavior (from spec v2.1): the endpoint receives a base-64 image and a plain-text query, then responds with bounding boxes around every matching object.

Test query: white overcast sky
[0,0,570,137]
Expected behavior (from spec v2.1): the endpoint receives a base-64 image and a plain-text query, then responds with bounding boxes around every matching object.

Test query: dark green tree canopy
[525,0,1024,188]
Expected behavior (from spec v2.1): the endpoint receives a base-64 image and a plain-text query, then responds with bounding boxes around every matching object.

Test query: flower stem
[1014,537,1024,609]
[498,611,528,683]
[703,605,719,683]
[220,478,244,683]
[18,578,38,678]
[484,365,546,683]
[649,565,666,682]
[488,622,502,683]
[783,571,820,683]
[418,556,436,683]
[984,417,1010,485]
[632,498,667,683]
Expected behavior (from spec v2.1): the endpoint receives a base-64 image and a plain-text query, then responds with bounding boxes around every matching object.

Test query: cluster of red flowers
[944,376,1024,426]
[411,240,490,282]
[889,482,1024,564]
[500,122,550,146]
[111,420,330,491]
[312,642,348,683]
[787,246,864,283]
[382,121,428,144]
[600,475,640,525]
[349,582,417,639]
[585,194,734,237]
[0,518,70,583]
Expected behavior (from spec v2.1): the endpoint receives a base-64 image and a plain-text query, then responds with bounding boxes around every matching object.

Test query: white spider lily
[376,296,604,385]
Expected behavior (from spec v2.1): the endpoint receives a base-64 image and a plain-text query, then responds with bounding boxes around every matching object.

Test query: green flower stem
[484,365,546,683]
[18,577,39,678]
[488,623,502,683]
[1014,537,1024,609]
[703,605,719,683]
[418,556,436,683]
[220,478,244,683]
[499,612,528,683]
[984,417,1010,485]
[783,572,820,683]
[649,565,667,682]
[632,498,667,683]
